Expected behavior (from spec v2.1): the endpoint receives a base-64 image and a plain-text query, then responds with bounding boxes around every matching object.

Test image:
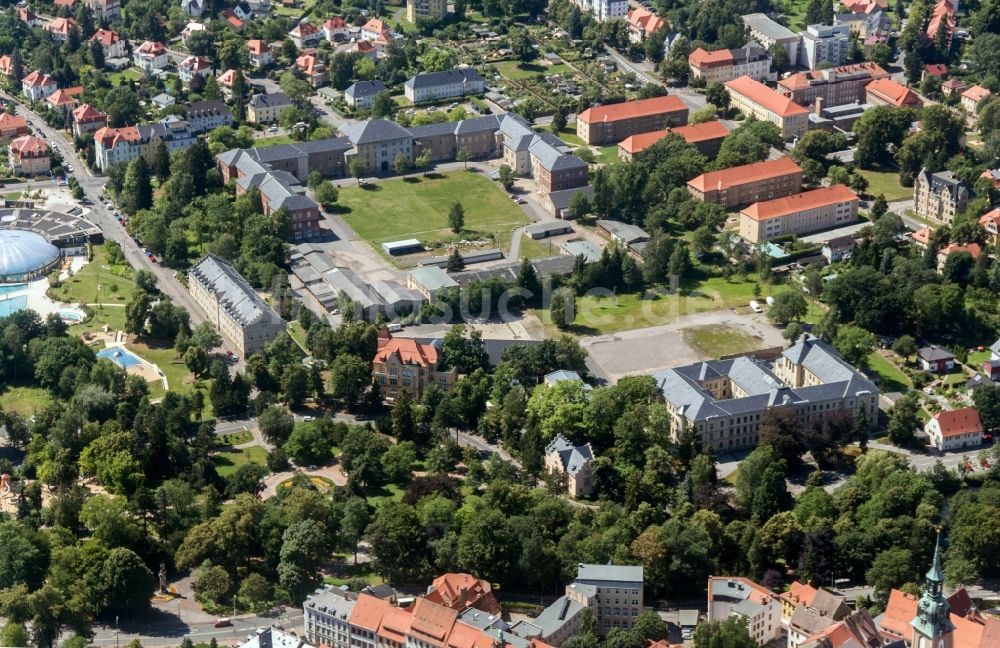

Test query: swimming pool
[96,346,143,369]
[0,296,27,317]
[0,284,26,296]
[59,310,83,322]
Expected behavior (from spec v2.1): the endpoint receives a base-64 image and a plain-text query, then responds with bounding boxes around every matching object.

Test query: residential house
[72,104,108,137]
[529,134,588,193]
[924,62,948,79]
[656,335,878,452]
[248,93,292,124]
[216,69,248,97]
[44,17,77,42]
[361,18,392,41]
[184,101,233,133]
[133,41,168,72]
[16,7,39,27]
[0,55,21,82]
[90,29,126,59]
[8,135,50,176]
[47,88,81,122]
[403,68,485,104]
[21,71,58,102]
[981,168,1000,190]
[181,0,206,17]
[178,56,214,84]
[86,0,121,19]
[296,54,327,88]
[544,434,595,497]
[409,113,503,161]
[425,574,501,615]
[572,0,628,22]
[925,408,983,451]
[940,78,968,96]
[909,226,932,248]
[913,168,970,224]
[247,39,272,69]
[181,21,206,42]
[618,120,729,160]
[961,85,992,120]
[188,255,286,357]
[780,581,820,627]
[926,0,956,48]
[288,20,321,48]
[0,114,28,144]
[865,77,923,108]
[707,578,781,646]
[833,8,890,38]
[339,119,414,173]
[372,326,457,400]
[625,7,665,43]
[406,266,459,300]
[801,24,850,69]
[576,95,688,145]
[221,10,245,32]
[937,242,981,271]
[688,44,772,83]
[238,628,314,648]
[916,345,956,373]
[323,17,349,41]
[979,208,1000,245]
[568,565,644,634]
[821,235,855,263]
[797,610,884,648]
[345,80,386,109]
[785,587,850,648]
[777,61,889,107]
[350,40,379,60]
[687,157,803,208]
[739,184,859,243]
[303,586,357,648]
[743,13,802,64]
[725,76,809,140]
[407,0,448,21]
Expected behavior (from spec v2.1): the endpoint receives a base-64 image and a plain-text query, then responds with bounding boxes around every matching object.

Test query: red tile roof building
[688,48,735,83]
[46,88,80,119]
[44,17,78,41]
[924,63,948,78]
[626,7,665,43]
[927,0,956,47]
[617,120,729,160]
[425,574,501,616]
[295,53,327,88]
[90,28,126,59]
[576,95,689,145]
[881,584,1000,647]
[865,77,923,108]
[372,327,457,400]
[962,84,992,118]
[0,114,27,143]
[739,184,859,243]
[21,70,58,102]
[979,208,1000,244]
[0,55,21,80]
[725,75,809,139]
[777,62,889,107]
[8,135,50,176]
[72,103,109,137]
[926,407,984,451]
[687,157,803,208]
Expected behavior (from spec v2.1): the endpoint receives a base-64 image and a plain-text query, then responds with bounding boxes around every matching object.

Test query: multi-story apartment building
[8,135,49,176]
[248,93,292,124]
[618,120,729,160]
[409,114,502,161]
[304,587,356,648]
[800,24,850,69]
[406,0,447,21]
[961,84,992,120]
[340,119,414,173]
[707,578,782,647]
[372,326,457,401]
[86,0,121,20]
[725,76,809,140]
[687,157,803,208]
[576,95,688,145]
[743,13,801,64]
[497,115,589,194]
[403,69,485,104]
[688,43,772,83]
[187,255,285,357]
[738,184,859,243]
[184,101,233,133]
[865,77,923,108]
[93,119,196,170]
[544,435,595,497]
[22,71,57,102]
[247,39,272,69]
[567,564,644,634]
[133,41,168,72]
[90,28,126,59]
[571,0,628,21]
[914,168,970,224]
[655,336,878,452]
[777,61,889,107]
[625,7,665,43]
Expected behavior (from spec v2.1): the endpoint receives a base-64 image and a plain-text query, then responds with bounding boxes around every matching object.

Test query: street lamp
[115,616,119,648]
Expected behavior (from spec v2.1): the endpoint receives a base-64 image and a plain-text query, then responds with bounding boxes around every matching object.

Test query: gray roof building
[576,564,644,584]
[561,239,602,263]
[525,221,574,239]
[546,435,594,480]
[189,256,283,328]
[250,92,293,110]
[345,80,386,101]
[742,12,798,40]
[340,119,412,145]
[597,220,650,245]
[405,68,484,91]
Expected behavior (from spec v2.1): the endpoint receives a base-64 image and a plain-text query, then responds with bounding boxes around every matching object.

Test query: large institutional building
[187,255,286,357]
[725,76,809,140]
[777,62,889,107]
[687,157,803,209]
[576,96,689,145]
[654,336,879,452]
[738,184,860,243]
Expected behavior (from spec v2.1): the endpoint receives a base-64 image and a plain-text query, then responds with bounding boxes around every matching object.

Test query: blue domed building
[0,229,61,283]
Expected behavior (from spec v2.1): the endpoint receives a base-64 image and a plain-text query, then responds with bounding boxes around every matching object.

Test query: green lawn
[968,350,991,366]
[535,275,797,335]
[338,172,530,253]
[856,168,912,201]
[108,67,144,85]
[594,145,619,164]
[212,444,268,477]
[683,324,764,358]
[867,352,912,393]
[553,126,586,147]
[255,134,296,148]
[364,482,405,508]
[287,321,309,351]
[0,386,53,417]
[50,245,136,333]
[519,234,557,260]
[3,191,20,200]
[494,61,572,80]
[214,429,253,447]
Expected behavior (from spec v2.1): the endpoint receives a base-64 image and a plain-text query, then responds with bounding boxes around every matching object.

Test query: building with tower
[910,533,955,648]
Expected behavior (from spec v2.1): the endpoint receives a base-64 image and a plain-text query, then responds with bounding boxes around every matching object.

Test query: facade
[655,336,878,452]
[133,41,168,72]
[725,76,809,140]
[425,574,501,615]
[865,77,923,108]
[743,13,801,64]
[93,126,142,170]
[800,24,850,69]
[707,578,781,646]
[404,69,485,103]
[371,327,457,401]
[345,80,387,109]
[47,88,80,121]
[688,44,772,83]
[927,0,956,48]
[296,54,327,88]
[185,101,233,133]
[407,266,459,299]
[0,114,27,144]
[8,135,50,176]
[625,7,665,43]
[572,0,628,21]
[777,61,889,107]
[688,157,803,209]
[407,0,447,21]
[361,18,392,41]
[914,168,970,224]
[44,17,77,42]
[569,565,644,634]
[289,20,322,48]
[248,93,292,124]
[22,71,58,102]
[187,255,285,357]
[529,135,588,193]
[576,95,688,145]
[961,85,992,119]
[178,56,214,84]
[738,184,859,243]
[925,408,983,451]
[90,28,125,59]
[86,0,121,19]
[0,55,21,81]
[340,119,414,173]
[323,17,349,41]
[544,434,595,498]
[618,120,729,160]
[917,345,956,373]
[248,39,273,68]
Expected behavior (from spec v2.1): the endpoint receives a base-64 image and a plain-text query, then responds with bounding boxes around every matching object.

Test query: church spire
[911,529,955,642]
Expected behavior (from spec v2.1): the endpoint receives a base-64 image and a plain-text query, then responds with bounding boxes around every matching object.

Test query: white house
[323,16,349,41]
[288,20,321,48]
[925,408,984,451]
[247,39,273,69]
[90,28,126,59]
[21,71,58,102]
[403,68,485,103]
[179,56,214,84]
[133,41,168,72]
[181,0,205,17]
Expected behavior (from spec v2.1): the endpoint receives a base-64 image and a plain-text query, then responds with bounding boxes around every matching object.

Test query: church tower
[911,531,955,648]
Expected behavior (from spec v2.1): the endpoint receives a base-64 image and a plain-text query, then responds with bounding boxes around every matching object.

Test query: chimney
[814,96,825,116]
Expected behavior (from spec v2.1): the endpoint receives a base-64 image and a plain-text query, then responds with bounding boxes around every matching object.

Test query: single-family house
[361,17,392,41]
[72,103,109,138]
[323,17,349,41]
[133,41,168,72]
[44,17,77,42]
[181,0,206,17]
[185,101,233,133]
[345,80,386,109]
[0,114,28,144]
[248,39,272,69]
[917,345,956,373]
[90,29,126,59]
[295,54,327,88]
[247,93,292,124]
[21,71,58,102]
[925,408,983,451]
[179,56,214,84]
[8,135,50,176]
[181,21,206,42]
[544,434,595,498]
[288,20,321,48]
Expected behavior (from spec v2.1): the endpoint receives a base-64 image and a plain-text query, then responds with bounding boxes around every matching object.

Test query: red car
[214,618,232,628]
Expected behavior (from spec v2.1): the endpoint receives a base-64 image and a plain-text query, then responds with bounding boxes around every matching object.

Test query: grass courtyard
[493,61,572,80]
[0,386,54,417]
[212,444,268,478]
[683,324,764,358]
[50,245,136,333]
[337,171,530,255]
[856,168,911,202]
[867,351,912,393]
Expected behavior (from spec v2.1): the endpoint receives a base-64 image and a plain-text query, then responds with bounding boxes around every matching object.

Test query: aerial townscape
[1,0,1000,645]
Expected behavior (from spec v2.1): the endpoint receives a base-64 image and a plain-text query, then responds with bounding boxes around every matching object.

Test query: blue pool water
[97,347,143,368]
[59,310,82,321]
[0,284,26,296]
[0,296,27,317]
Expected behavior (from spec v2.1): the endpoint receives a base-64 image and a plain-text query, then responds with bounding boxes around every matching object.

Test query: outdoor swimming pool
[0,296,27,317]
[59,309,83,322]
[96,346,143,369]
[0,284,26,296]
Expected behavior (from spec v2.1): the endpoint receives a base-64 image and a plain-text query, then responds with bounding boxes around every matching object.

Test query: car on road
[147,254,157,263]
[268,125,278,133]
[214,619,232,628]
[302,415,315,422]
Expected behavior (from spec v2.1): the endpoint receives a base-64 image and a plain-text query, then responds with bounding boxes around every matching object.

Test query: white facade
[801,24,850,69]
[133,43,168,72]
[925,413,983,452]
[22,76,57,102]
[404,70,485,103]
[573,0,628,21]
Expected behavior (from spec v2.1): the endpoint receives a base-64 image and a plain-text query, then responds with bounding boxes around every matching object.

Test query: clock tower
[911,531,955,648]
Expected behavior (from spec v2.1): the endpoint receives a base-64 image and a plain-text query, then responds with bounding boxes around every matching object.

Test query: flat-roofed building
[801,24,850,69]
[188,255,285,357]
[406,0,447,21]
[687,157,803,208]
[576,95,689,145]
[568,564,644,634]
[738,184,859,243]
[407,266,458,299]
[742,13,801,65]
[777,61,889,107]
[725,76,809,140]
[618,120,729,160]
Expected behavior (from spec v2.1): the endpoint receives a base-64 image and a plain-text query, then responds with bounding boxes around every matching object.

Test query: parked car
[214,619,232,628]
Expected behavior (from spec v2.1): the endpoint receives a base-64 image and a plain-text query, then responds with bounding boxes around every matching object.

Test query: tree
[315,182,339,209]
[551,106,568,134]
[867,547,916,605]
[415,150,433,174]
[767,291,808,326]
[329,354,370,409]
[887,392,920,447]
[366,502,427,582]
[393,152,410,175]
[279,519,329,602]
[259,406,295,445]
[692,617,756,648]
[101,548,155,613]
[498,164,514,190]
[457,148,471,170]
[892,334,917,361]
[446,249,465,272]
[769,43,790,73]
[124,291,151,335]
[448,202,465,233]
[456,509,519,583]
[833,325,876,367]
[758,409,806,469]
[238,573,272,611]
[183,346,208,376]
[193,564,230,604]
[1,623,28,648]
[568,191,590,220]
[382,441,416,483]
[972,382,1000,432]
[349,158,366,184]
[284,420,335,466]
[371,91,395,119]
[550,288,575,329]
[705,83,730,115]
[120,157,152,215]
[190,321,222,351]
